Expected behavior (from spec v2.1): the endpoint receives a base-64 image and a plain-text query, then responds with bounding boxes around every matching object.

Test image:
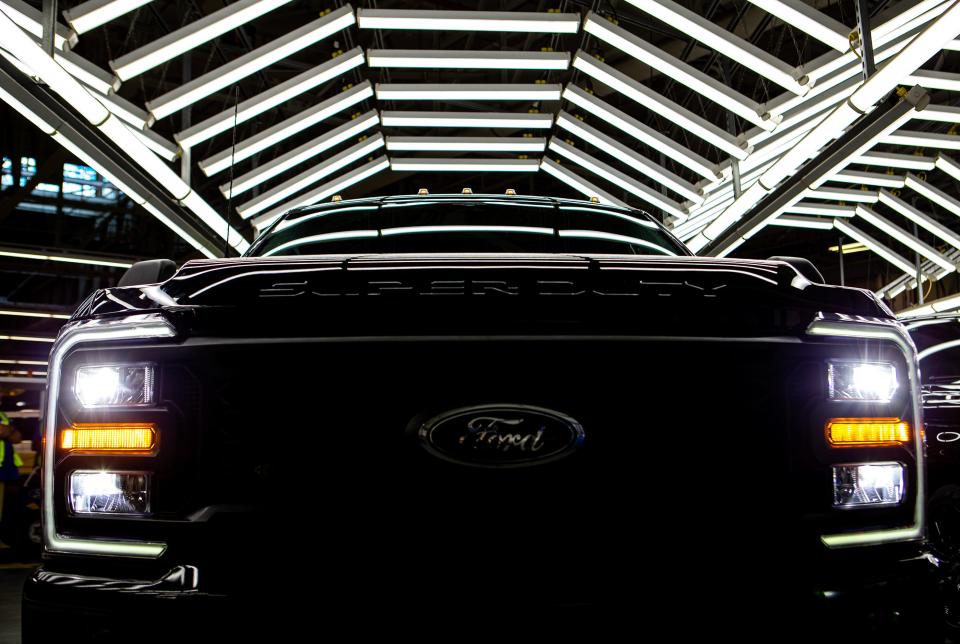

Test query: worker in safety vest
[0,409,23,527]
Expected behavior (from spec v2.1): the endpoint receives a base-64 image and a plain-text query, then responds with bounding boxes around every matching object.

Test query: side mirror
[118,259,177,287]
[768,256,825,284]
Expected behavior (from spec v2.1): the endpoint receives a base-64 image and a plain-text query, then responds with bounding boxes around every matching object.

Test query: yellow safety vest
[0,411,24,468]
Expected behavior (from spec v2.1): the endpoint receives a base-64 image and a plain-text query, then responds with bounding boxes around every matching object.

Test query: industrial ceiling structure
[2,0,960,377]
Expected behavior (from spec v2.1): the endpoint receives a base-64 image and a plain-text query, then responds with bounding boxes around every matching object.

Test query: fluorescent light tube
[109,0,293,80]
[548,138,688,221]
[199,81,373,177]
[0,335,54,343]
[572,52,750,160]
[784,202,856,217]
[540,158,631,209]
[561,84,719,180]
[380,111,553,129]
[883,130,960,150]
[856,204,956,272]
[356,9,580,33]
[177,50,366,149]
[879,188,960,252]
[555,110,703,204]
[905,69,960,92]
[913,105,960,123]
[744,0,850,51]
[803,187,880,202]
[237,135,384,219]
[367,49,569,70]
[130,125,178,162]
[854,151,937,170]
[906,172,960,218]
[388,158,540,172]
[622,0,809,95]
[220,110,379,198]
[147,7,355,120]
[769,215,836,230]
[251,156,390,231]
[84,85,149,128]
[583,12,775,130]
[63,0,154,35]
[385,136,545,152]
[831,169,906,188]
[938,154,960,182]
[375,83,561,101]
[834,218,925,277]
[0,246,133,268]
[0,0,74,49]
[55,49,117,94]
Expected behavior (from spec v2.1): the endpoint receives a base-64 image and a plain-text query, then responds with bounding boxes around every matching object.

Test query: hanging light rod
[220,111,379,198]
[252,157,390,231]
[147,7,355,121]
[380,111,554,129]
[63,0,155,36]
[621,0,809,95]
[199,80,374,177]
[539,158,630,209]
[582,12,776,131]
[237,135,385,219]
[109,0,293,80]
[375,83,561,101]
[367,50,569,70]
[385,136,546,152]
[176,50,366,149]
[388,158,540,172]
[356,8,580,33]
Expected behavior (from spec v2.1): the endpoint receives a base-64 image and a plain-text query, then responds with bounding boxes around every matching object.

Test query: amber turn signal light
[61,423,156,452]
[825,418,910,447]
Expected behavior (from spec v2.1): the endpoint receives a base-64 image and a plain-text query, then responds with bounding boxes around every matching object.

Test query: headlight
[74,364,155,408]
[69,471,150,515]
[828,361,898,402]
[833,463,904,507]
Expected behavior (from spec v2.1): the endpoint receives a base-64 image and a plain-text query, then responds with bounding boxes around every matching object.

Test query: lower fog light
[832,463,904,508]
[69,471,150,515]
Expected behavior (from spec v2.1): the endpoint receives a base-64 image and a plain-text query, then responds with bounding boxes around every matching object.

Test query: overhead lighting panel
[906,172,960,219]
[63,0,155,35]
[548,138,689,221]
[582,12,775,131]
[388,158,540,172]
[375,83,561,101]
[380,111,553,129]
[882,130,960,151]
[147,7,355,121]
[199,81,373,176]
[109,0,293,80]
[561,84,719,180]
[768,215,836,230]
[784,202,856,217]
[176,49,365,150]
[803,187,880,203]
[367,50,569,70]
[540,158,630,209]
[385,136,545,152]
[831,169,906,188]
[905,69,960,91]
[237,135,385,219]
[220,111,379,198]
[356,8,580,33]
[555,111,703,205]
[853,151,936,171]
[622,0,809,95]
[252,157,390,231]
[938,154,960,182]
[913,105,960,123]
[0,246,133,268]
[834,218,925,277]
[572,52,750,160]
[855,205,956,273]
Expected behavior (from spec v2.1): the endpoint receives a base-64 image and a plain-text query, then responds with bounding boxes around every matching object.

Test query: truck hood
[74,253,892,336]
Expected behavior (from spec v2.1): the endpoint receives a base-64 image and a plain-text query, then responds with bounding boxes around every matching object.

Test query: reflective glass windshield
[248,199,689,257]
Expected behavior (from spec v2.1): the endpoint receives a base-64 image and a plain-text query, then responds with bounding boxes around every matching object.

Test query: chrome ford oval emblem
[417,404,584,468]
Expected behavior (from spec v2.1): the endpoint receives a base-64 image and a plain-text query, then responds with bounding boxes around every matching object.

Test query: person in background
[0,406,23,531]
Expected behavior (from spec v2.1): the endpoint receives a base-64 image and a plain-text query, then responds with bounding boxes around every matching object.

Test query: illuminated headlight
[74,364,155,408]
[833,463,904,508]
[828,362,898,402]
[69,471,150,515]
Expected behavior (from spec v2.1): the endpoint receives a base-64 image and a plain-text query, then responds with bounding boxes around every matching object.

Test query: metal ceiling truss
[0,0,958,314]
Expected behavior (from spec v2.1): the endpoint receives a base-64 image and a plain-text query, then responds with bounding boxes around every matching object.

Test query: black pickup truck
[23,194,937,639]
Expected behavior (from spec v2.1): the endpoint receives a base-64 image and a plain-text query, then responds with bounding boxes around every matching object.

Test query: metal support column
[854,0,876,79]
[914,221,924,304]
[41,0,57,57]
[838,237,845,286]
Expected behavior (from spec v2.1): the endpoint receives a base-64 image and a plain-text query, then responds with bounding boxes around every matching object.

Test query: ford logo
[417,404,584,468]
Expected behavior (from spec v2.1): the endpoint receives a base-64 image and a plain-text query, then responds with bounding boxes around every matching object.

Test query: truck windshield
[247,198,690,257]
